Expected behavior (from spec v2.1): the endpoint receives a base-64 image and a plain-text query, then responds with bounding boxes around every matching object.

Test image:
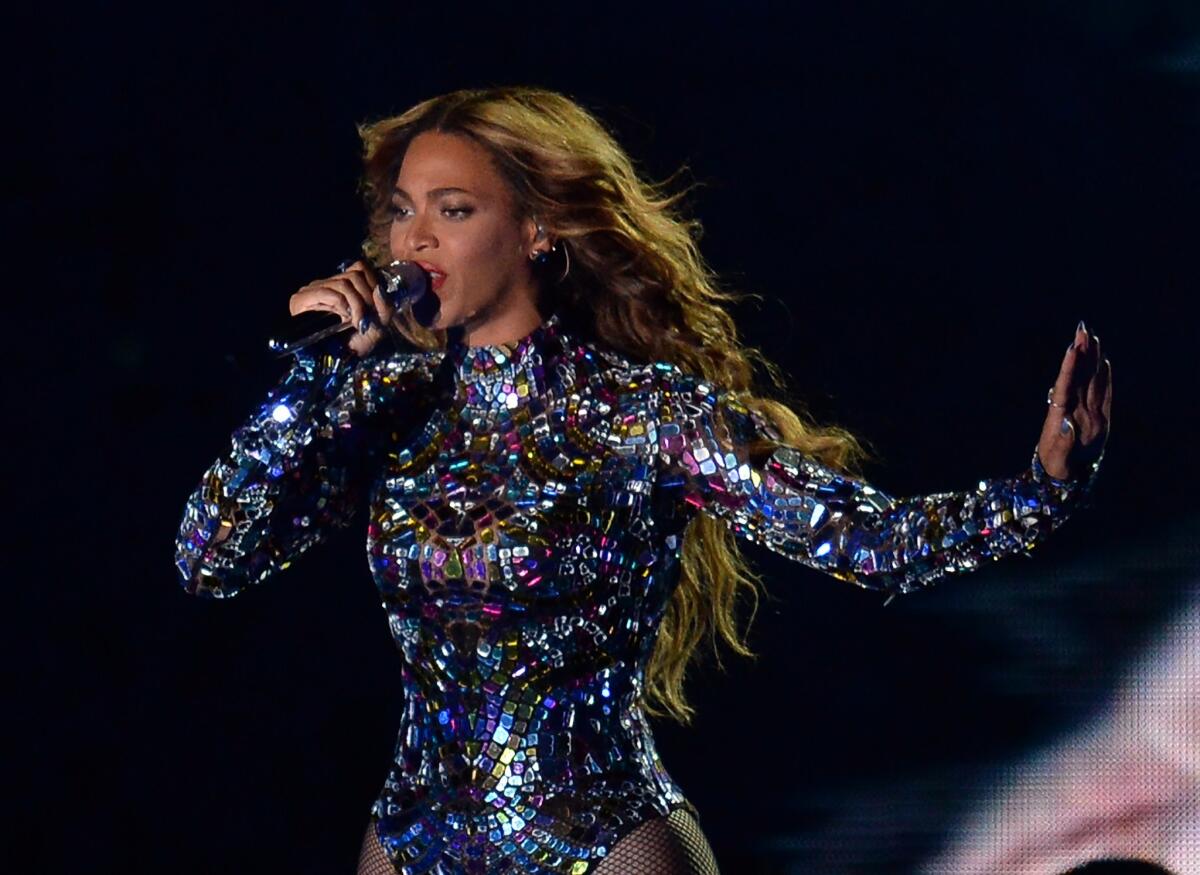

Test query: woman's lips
[415,261,446,291]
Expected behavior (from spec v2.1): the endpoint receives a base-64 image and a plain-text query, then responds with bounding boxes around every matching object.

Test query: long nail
[1060,418,1073,436]
[1077,319,1087,334]
[359,316,371,334]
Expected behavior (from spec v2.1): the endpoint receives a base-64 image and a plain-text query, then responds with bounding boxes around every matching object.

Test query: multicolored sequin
[175,314,1100,873]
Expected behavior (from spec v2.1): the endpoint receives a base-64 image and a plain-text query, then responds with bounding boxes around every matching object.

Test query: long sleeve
[655,367,1103,596]
[174,344,434,598]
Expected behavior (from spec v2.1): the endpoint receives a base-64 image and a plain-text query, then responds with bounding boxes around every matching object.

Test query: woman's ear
[525,216,550,256]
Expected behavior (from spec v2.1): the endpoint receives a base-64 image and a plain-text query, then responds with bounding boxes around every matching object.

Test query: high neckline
[453,312,562,383]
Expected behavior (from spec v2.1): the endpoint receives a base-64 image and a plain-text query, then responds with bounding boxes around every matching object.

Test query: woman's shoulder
[586,349,739,437]
[645,359,723,409]
[569,332,681,384]
[579,343,674,396]
[569,336,723,405]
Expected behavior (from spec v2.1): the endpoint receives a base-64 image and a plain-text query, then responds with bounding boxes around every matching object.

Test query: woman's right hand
[287,260,398,358]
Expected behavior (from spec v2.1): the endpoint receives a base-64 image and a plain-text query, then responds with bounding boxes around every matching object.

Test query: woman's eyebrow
[391,186,474,200]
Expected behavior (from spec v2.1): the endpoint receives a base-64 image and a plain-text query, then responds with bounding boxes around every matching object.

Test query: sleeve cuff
[1029,445,1105,499]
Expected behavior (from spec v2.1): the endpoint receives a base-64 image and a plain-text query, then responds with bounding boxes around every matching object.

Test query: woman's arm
[656,368,1104,597]
[174,345,433,598]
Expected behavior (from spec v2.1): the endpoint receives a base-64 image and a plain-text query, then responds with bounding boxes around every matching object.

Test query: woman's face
[388,131,543,342]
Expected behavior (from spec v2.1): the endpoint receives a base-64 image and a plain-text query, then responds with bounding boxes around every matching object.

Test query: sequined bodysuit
[175,313,1100,874]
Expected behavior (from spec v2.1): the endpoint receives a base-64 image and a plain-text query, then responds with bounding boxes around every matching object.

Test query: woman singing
[174,86,1111,874]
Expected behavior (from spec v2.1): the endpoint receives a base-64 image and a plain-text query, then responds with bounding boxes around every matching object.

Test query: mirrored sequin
[175,313,1101,872]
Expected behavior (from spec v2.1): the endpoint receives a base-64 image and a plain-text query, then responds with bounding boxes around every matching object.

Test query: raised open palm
[1038,321,1112,481]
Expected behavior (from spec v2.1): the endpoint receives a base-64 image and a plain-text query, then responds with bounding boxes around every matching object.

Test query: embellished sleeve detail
[655,366,1103,596]
[174,346,433,598]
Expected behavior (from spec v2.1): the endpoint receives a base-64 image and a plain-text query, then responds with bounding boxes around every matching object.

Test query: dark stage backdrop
[9,3,1199,873]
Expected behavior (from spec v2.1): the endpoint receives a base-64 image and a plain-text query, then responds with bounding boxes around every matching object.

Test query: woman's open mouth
[415,261,447,291]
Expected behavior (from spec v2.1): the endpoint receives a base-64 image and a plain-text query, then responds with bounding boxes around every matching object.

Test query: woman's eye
[387,204,472,221]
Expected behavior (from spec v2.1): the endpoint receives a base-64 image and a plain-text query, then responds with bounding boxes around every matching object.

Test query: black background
[9,3,1199,872]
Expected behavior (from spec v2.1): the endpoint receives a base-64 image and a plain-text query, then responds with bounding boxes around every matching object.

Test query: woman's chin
[414,290,454,331]
[430,301,474,333]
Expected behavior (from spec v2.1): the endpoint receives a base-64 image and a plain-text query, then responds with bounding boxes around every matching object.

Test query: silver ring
[1046,387,1067,410]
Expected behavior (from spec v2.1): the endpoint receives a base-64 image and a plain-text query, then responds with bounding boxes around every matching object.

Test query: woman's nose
[406,211,437,252]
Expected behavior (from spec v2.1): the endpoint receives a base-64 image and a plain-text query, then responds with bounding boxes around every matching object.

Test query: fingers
[1077,325,1111,449]
[1083,355,1113,451]
[1086,348,1109,411]
[372,286,400,339]
[1102,358,1112,422]
[1040,321,1091,479]
[1040,344,1076,478]
[1073,320,1089,353]
[286,260,389,357]
[373,280,397,323]
[340,261,381,323]
[292,264,383,322]
[1041,320,1112,479]
[1050,339,1077,418]
[1071,330,1098,444]
[1058,321,1105,412]
[289,284,353,320]
[1070,323,1099,400]
[1082,332,1101,397]
[324,262,373,333]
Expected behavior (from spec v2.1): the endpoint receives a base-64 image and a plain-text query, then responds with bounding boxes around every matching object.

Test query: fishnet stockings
[356,821,394,875]
[593,808,720,874]
[355,808,719,874]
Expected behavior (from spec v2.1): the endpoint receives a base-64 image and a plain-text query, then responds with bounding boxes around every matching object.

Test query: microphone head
[379,260,440,328]
[379,260,429,305]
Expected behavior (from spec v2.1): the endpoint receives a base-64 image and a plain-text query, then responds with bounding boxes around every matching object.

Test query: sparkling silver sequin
[175,314,1100,872]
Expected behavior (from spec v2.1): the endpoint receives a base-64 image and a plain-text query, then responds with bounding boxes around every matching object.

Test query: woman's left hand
[1038,321,1112,480]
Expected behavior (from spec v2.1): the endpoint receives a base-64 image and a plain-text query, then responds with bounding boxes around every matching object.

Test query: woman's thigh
[356,822,395,875]
[593,808,720,875]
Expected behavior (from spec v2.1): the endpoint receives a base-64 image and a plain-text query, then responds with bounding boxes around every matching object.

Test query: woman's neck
[461,290,546,349]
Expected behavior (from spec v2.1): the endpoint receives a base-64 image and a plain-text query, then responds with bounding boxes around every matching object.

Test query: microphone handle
[268,311,359,358]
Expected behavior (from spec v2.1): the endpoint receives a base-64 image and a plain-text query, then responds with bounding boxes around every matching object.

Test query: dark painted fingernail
[359,316,371,334]
[1060,418,1073,436]
[1077,319,1086,333]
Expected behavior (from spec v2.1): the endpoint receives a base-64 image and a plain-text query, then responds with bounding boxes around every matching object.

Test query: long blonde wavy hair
[357,86,867,723]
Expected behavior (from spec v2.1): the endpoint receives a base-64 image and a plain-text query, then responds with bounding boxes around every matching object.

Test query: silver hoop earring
[557,240,571,283]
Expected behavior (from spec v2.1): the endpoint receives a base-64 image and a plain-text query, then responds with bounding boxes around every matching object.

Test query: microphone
[268,260,436,358]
